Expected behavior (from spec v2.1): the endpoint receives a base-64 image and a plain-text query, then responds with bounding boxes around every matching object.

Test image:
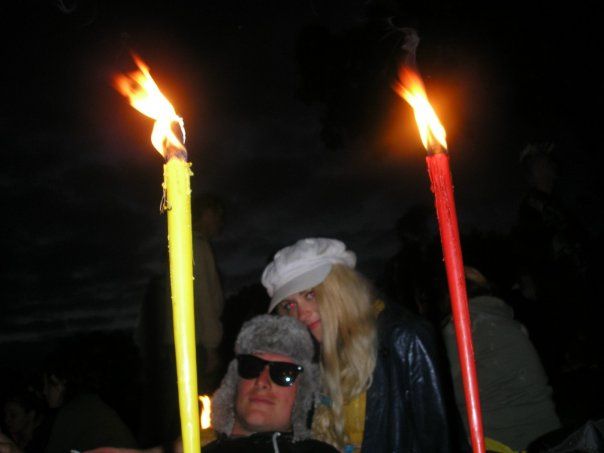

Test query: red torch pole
[393,29,485,453]
[426,151,485,453]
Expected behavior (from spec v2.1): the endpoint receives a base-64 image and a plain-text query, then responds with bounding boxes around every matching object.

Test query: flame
[114,54,186,157]
[394,66,447,152]
[199,395,211,430]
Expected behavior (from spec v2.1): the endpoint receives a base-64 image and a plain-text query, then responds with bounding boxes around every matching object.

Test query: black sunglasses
[236,354,304,387]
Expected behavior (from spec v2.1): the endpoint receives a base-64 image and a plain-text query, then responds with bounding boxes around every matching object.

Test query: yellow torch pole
[164,155,201,453]
[113,54,202,452]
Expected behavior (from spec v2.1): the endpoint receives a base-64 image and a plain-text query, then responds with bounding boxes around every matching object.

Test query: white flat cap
[261,238,356,313]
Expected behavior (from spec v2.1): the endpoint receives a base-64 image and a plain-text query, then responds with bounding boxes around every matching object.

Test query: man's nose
[254,365,272,388]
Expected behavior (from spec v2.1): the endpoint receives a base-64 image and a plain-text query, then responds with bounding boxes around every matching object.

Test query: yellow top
[343,391,366,451]
[342,299,385,451]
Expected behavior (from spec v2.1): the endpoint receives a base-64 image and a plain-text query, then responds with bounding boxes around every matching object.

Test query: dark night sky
[1,1,602,350]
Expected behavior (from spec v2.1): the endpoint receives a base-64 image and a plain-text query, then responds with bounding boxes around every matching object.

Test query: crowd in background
[1,143,603,452]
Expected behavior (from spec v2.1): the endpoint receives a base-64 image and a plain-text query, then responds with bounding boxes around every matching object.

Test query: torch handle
[164,158,201,453]
[426,153,485,453]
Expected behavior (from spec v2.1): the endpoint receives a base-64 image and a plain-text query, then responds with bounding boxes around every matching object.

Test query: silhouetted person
[134,272,175,447]
[41,343,137,453]
[191,193,226,393]
[378,204,442,324]
[513,142,594,376]
[442,266,561,451]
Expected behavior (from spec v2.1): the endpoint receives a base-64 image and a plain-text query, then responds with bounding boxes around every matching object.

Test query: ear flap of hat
[290,360,320,441]
[210,360,238,435]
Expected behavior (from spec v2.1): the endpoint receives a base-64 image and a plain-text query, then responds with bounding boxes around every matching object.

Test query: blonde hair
[311,264,377,450]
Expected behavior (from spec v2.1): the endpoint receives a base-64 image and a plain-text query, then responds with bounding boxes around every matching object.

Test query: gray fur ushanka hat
[211,314,319,441]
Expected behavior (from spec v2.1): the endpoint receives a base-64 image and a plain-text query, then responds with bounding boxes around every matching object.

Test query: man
[206,314,337,452]
[84,315,336,453]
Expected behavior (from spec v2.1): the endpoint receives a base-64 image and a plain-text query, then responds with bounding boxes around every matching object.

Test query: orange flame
[394,66,447,153]
[114,54,186,158]
[199,395,211,430]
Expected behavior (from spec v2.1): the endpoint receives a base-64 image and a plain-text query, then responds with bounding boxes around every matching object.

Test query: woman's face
[276,289,322,343]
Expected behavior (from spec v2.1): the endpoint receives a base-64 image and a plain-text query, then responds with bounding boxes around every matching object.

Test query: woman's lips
[307,320,320,330]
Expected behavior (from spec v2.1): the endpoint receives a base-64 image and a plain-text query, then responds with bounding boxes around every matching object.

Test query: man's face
[232,352,298,436]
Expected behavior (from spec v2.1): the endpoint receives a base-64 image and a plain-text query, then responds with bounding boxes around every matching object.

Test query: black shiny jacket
[361,302,470,452]
[204,432,338,453]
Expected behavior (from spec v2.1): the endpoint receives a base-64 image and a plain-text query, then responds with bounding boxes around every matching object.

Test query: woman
[261,238,467,452]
